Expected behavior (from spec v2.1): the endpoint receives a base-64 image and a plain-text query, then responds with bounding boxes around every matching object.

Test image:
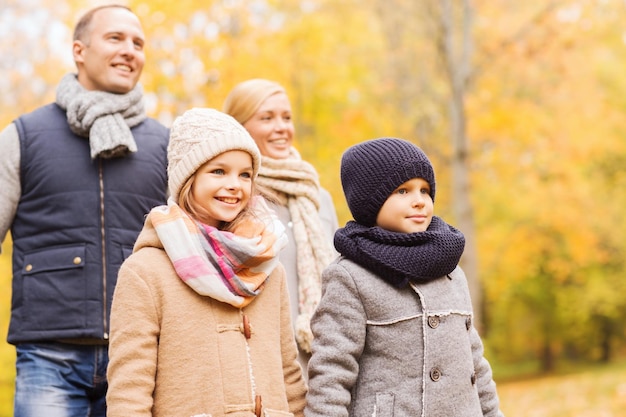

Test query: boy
[305,137,504,417]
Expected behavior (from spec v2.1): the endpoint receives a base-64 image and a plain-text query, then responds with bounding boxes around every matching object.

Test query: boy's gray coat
[305,257,504,417]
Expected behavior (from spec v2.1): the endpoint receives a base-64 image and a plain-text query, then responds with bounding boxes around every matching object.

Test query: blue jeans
[14,342,108,417]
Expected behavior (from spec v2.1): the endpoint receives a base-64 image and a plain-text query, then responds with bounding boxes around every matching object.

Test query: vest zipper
[99,159,109,340]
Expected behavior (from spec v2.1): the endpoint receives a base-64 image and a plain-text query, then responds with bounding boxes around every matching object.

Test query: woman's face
[242,92,294,160]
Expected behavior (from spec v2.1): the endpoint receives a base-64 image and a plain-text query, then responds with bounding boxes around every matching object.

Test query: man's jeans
[14,342,108,417]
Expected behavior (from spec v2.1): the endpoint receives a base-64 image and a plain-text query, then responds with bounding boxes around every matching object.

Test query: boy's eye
[397,188,407,195]
[421,188,430,194]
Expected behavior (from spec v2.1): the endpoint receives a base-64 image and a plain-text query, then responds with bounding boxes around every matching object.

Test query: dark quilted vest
[8,103,169,344]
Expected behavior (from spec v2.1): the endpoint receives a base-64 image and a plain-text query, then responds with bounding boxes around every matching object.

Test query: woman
[224,79,338,369]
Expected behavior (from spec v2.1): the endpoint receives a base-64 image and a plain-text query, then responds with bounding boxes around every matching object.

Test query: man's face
[73,7,145,94]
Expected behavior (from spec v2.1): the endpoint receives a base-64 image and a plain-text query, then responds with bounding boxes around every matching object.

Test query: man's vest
[8,103,169,344]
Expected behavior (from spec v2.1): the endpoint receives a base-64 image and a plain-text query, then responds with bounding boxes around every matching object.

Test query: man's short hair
[73,4,132,43]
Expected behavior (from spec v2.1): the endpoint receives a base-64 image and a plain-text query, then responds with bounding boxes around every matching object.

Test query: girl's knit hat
[167,108,262,202]
[340,137,436,227]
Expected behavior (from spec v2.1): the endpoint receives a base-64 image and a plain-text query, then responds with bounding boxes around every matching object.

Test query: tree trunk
[434,0,483,331]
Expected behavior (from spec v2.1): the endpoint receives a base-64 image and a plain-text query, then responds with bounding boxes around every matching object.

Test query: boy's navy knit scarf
[334,216,465,288]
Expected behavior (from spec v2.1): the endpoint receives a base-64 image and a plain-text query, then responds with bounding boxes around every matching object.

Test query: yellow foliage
[0,240,15,416]
[2,1,626,412]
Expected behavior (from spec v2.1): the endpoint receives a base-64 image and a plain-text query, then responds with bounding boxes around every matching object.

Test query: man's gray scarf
[56,73,147,159]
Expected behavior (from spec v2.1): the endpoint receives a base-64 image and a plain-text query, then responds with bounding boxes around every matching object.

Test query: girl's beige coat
[106,217,306,417]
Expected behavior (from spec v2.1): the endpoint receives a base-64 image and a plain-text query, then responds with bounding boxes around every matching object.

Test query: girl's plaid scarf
[150,197,288,307]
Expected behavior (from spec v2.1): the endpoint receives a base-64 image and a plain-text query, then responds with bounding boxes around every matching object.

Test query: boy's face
[375,178,433,233]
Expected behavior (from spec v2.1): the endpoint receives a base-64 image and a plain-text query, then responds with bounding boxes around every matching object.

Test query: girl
[106,108,306,417]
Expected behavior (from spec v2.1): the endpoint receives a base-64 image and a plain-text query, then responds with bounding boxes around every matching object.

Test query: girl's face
[375,178,433,233]
[190,150,254,227]
[242,92,294,160]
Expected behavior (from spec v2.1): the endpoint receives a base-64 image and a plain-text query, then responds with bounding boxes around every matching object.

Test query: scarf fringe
[257,149,336,352]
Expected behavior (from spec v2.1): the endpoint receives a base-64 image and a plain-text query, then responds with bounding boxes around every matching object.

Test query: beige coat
[106,217,307,417]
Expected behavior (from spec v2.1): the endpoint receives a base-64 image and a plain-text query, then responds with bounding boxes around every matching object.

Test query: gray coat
[305,257,504,417]
[271,188,339,371]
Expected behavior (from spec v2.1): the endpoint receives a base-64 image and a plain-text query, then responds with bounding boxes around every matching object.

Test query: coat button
[24,264,33,272]
[471,372,477,385]
[428,316,440,329]
[465,317,472,330]
[242,314,251,339]
[73,257,82,265]
[430,367,442,382]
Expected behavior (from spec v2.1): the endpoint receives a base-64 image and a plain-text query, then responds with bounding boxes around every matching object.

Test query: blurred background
[1,0,626,415]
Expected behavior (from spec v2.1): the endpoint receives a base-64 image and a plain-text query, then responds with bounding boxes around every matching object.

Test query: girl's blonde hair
[223,79,286,124]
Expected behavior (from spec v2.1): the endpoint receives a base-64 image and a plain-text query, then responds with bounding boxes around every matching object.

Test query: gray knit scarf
[256,147,335,353]
[55,73,146,159]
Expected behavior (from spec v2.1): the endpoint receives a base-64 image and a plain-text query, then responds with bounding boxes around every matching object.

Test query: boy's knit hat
[340,137,436,227]
[167,108,261,201]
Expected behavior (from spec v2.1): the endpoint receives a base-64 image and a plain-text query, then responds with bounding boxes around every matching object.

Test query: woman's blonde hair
[223,78,286,125]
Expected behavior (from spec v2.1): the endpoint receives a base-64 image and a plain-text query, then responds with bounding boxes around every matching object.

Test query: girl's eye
[240,172,252,179]
[211,169,225,175]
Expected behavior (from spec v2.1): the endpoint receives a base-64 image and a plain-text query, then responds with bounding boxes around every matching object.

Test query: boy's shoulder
[324,256,408,294]
[327,256,376,277]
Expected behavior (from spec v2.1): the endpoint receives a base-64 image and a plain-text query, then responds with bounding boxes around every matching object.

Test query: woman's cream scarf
[256,148,335,352]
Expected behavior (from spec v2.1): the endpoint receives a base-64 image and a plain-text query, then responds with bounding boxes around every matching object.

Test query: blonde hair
[223,79,287,124]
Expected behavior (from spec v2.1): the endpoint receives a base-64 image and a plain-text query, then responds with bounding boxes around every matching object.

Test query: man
[0,5,169,416]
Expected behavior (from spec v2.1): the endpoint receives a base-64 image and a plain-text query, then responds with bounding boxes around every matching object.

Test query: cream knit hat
[167,108,261,202]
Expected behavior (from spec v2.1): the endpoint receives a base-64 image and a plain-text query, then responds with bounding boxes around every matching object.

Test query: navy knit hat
[340,137,436,227]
